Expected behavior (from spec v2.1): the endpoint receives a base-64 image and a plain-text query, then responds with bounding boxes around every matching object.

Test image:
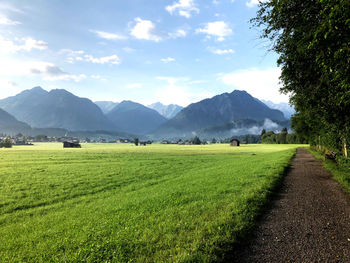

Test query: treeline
[254,1,350,158]
[261,129,307,144]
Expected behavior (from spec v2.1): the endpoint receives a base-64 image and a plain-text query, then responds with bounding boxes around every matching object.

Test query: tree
[211,138,217,144]
[134,138,139,146]
[0,138,12,148]
[192,136,201,145]
[253,0,350,157]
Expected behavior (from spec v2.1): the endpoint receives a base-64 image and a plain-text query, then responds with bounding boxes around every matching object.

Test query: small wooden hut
[230,139,240,146]
[63,141,81,148]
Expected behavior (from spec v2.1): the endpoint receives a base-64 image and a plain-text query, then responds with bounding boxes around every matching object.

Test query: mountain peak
[148,102,183,119]
[154,90,286,135]
[107,100,167,134]
[31,86,45,91]
[0,87,115,131]
[49,89,73,96]
[25,86,47,95]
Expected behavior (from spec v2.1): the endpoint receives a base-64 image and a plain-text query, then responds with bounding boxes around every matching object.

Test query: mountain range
[0,87,115,131]
[106,101,167,134]
[262,100,295,119]
[94,101,119,114]
[148,102,183,119]
[152,90,286,138]
[0,87,289,139]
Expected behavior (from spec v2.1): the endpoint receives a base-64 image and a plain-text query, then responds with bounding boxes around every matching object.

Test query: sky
[0,0,289,106]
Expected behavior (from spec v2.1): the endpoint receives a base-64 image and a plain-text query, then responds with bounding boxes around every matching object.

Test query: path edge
[213,147,299,263]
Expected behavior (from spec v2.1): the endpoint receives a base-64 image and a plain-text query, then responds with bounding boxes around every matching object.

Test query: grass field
[0,143,302,262]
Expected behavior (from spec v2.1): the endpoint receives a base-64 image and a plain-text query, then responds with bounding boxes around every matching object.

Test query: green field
[0,143,301,262]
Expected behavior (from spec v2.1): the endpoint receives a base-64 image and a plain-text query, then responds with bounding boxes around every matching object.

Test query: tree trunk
[343,137,348,158]
[318,135,321,150]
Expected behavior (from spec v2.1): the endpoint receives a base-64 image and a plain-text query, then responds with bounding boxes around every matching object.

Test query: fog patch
[230,119,282,135]
[262,119,279,130]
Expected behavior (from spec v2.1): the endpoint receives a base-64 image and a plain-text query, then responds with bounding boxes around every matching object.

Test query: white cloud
[219,67,289,102]
[21,37,48,51]
[0,16,21,25]
[29,62,86,82]
[126,83,142,89]
[168,29,187,39]
[84,54,121,65]
[196,21,232,41]
[211,48,234,55]
[246,0,267,8]
[0,59,86,82]
[90,75,107,81]
[59,49,84,63]
[43,73,87,82]
[130,18,162,42]
[161,57,175,63]
[166,0,199,18]
[155,77,213,106]
[0,36,48,53]
[90,30,127,40]
[0,3,23,14]
[60,49,121,65]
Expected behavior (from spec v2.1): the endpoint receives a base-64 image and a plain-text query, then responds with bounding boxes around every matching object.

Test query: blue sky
[0,0,288,106]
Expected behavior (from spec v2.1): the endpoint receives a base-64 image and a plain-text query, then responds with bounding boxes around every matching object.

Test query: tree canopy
[253,0,350,157]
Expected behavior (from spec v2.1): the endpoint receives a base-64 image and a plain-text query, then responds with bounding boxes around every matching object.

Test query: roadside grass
[0,143,301,262]
[307,147,350,194]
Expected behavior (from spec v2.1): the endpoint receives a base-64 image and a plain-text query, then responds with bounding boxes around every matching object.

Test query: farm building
[63,141,81,148]
[230,139,240,146]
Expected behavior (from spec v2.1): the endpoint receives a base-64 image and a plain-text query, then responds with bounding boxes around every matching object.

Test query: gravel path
[233,148,350,262]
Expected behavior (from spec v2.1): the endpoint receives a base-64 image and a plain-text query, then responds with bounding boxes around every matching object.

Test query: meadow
[0,143,302,262]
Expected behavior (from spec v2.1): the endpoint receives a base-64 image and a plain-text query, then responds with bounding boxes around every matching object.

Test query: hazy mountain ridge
[0,87,290,139]
[148,102,183,119]
[107,100,167,134]
[152,90,286,138]
[0,108,31,135]
[262,100,295,119]
[0,87,116,131]
[94,101,119,114]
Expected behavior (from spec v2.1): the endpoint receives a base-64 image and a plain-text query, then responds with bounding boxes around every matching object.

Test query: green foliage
[253,0,350,157]
[191,136,201,145]
[134,137,139,146]
[261,130,306,144]
[0,138,12,148]
[308,148,350,194]
[0,143,299,262]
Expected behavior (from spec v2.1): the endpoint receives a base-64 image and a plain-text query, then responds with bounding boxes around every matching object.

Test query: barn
[63,141,81,148]
[230,139,240,146]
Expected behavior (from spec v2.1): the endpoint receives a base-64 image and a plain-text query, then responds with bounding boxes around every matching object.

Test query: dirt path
[233,148,350,262]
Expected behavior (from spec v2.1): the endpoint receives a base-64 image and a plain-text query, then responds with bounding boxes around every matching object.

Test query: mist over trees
[253,0,350,157]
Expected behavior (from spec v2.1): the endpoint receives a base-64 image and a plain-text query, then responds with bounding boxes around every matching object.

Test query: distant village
[0,132,258,148]
[0,133,135,146]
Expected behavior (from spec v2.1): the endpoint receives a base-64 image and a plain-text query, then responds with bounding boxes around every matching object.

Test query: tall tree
[253,0,350,157]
